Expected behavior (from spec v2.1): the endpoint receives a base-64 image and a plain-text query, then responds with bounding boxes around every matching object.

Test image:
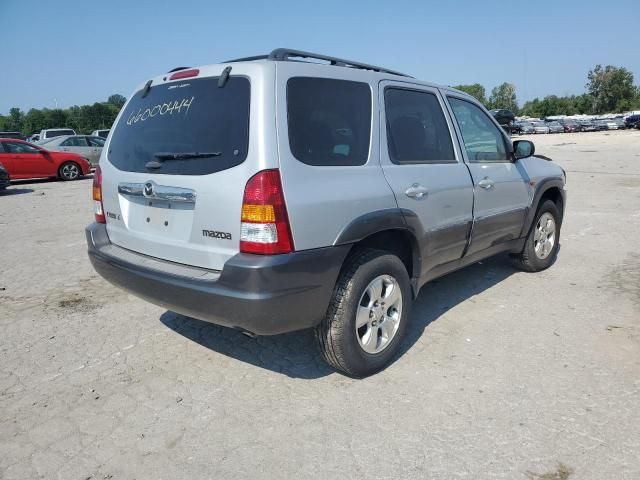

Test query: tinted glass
[46,130,75,138]
[0,132,23,139]
[287,77,371,166]
[87,137,105,147]
[449,97,508,162]
[62,137,89,147]
[4,142,41,154]
[384,88,455,164]
[108,76,250,175]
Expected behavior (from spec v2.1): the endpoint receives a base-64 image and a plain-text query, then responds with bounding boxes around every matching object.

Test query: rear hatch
[101,68,257,271]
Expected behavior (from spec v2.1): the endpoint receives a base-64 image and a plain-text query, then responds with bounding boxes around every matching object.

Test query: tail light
[93,166,105,224]
[169,68,199,80]
[240,169,294,255]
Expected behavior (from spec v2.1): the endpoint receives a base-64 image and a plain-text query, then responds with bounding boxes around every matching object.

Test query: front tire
[512,200,561,272]
[58,161,81,181]
[315,249,412,378]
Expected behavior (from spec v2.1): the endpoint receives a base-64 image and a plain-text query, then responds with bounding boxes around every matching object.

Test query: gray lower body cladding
[86,223,350,335]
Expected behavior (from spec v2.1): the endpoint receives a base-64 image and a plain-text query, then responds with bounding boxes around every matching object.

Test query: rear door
[379,82,474,276]
[101,65,273,270]
[445,95,531,255]
[60,136,94,163]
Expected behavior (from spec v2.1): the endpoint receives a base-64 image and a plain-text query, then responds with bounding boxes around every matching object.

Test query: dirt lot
[1,130,639,480]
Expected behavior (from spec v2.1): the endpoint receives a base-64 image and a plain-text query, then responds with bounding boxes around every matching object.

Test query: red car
[0,138,91,181]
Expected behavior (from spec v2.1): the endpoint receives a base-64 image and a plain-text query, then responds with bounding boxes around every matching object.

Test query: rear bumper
[86,223,349,335]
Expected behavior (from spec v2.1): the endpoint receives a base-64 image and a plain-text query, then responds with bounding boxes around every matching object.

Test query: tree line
[0,94,126,136]
[454,64,640,118]
[2,64,639,134]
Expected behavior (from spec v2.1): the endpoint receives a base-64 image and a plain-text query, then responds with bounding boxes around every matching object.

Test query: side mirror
[513,140,535,160]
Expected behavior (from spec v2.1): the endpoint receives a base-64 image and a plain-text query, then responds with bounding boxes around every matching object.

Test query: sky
[1,0,639,114]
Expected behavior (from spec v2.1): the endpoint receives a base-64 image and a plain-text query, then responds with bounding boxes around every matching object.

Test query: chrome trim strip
[118,181,196,203]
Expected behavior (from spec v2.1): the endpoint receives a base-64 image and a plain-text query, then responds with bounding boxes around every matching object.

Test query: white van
[38,128,76,142]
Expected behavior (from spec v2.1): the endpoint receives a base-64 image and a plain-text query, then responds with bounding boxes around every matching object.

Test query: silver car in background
[546,121,564,133]
[39,135,105,167]
[532,121,550,134]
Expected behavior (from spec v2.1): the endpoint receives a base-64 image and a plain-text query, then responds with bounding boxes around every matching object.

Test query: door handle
[405,183,429,200]
[478,177,494,189]
[62,148,69,151]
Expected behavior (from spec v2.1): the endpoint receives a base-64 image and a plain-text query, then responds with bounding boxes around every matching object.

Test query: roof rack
[224,48,412,78]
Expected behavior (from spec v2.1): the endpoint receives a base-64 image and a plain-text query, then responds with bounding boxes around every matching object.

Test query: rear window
[46,130,75,138]
[108,76,250,175]
[287,77,371,166]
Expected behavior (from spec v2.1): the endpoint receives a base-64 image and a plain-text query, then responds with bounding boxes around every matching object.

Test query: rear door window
[87,137,105,147]
[108,76,250,175]
[287,77,371,166]
[384,88,455,164]
[62,137,89,147]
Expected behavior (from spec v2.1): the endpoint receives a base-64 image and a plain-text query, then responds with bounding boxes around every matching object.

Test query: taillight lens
[93,165,105,224]
[169,68,199,80]
[240,170,294,255]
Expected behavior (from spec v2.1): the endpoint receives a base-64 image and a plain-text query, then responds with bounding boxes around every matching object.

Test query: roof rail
[224,48,412,78]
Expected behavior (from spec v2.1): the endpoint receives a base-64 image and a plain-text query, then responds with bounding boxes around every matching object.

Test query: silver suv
[86,49,566,377]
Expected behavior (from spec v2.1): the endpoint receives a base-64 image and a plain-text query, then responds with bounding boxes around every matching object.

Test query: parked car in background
[517,121,535,134]
[0,138,91,181]
[0,131,25,140]
[624,114,640,128]
[0,162,10,190]
[91,129,110,138]
[27,134,40,142]
[558,119,582,133]
[579,120,597,132]
[490,109,516,133]
[593,120,611,131]
[612,118,626,129]
[38,128,76,142]
[546,121,564,133]
[39,135,105,167]
[532,121,550,134]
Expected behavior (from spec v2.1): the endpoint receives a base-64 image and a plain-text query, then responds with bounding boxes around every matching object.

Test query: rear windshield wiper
[146,151,222,169]
[153,152,221,160]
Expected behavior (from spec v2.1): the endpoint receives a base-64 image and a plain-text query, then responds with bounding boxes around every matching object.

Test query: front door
[379,82,474,278]
[444,95,531,255]
[2,141,53,178]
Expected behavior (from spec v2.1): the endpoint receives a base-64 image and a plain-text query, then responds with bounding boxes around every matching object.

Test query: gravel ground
[1,130,639,480]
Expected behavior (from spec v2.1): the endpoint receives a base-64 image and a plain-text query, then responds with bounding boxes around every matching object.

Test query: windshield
[108,76,250,175]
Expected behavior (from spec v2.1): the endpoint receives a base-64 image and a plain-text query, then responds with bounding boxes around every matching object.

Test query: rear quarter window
[287,77,371,166]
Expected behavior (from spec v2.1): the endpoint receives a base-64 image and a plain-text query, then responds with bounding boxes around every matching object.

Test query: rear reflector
[169,68,200,80]
[240,170,293,255]
[93,166,105,224]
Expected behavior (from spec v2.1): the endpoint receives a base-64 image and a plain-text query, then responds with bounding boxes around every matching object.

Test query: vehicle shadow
[160,254,517,379]
[8,175,94,186]
[0,187,34,196]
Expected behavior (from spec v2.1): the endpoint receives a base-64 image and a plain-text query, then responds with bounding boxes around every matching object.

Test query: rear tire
[58,161,81,181]
[511,200,561,272]
[315,248,412,378]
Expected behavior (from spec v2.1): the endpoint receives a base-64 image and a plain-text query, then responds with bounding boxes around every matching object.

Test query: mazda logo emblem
[143,182,154,197]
